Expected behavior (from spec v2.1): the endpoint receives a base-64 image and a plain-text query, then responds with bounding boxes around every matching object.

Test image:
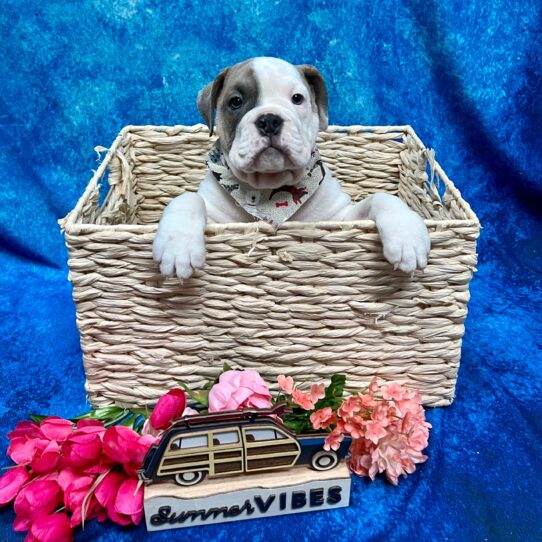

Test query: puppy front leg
[152,192,207,279]
[341,193,430,272]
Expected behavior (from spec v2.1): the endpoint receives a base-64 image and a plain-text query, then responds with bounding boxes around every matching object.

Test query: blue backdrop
[1,1,541,540]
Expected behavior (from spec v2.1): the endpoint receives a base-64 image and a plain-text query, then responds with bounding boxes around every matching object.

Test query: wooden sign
[144,464,351,530]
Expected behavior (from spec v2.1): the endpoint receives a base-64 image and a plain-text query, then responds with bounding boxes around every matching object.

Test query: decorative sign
[144,464,351,531]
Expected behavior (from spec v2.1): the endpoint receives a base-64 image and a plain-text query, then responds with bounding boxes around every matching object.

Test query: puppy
[153,57,430,279]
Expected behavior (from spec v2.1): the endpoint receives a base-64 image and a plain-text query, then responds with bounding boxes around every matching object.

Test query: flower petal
[39,418,74,443]
[149,389,187,430]
[114,478,143,516]
[0,467,30,506]
[28,512,73,542]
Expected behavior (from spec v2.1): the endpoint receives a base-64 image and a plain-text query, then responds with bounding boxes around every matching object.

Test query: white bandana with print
[207,141,326,229]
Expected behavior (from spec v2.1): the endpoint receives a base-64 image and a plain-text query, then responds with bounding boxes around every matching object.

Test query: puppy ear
[197,68,229,136]
[297,65,328,131]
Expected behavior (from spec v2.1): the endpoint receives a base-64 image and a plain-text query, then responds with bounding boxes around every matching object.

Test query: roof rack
[168,402,291,431]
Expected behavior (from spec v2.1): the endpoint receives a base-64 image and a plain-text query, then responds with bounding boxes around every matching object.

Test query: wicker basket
[60,124,480,408]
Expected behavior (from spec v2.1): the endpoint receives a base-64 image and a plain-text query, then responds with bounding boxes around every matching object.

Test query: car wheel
[174,471,206,486]
[311,450,339,471]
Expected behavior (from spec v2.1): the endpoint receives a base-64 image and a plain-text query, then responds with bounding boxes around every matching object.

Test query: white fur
[154,58,430,278]
[227,58,319,188]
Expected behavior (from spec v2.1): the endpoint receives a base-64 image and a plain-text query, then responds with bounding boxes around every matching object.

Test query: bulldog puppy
[153,57,430,279]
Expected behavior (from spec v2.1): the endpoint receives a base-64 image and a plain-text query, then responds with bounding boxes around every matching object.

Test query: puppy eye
[229,96,243,109]
[291,93,304,105]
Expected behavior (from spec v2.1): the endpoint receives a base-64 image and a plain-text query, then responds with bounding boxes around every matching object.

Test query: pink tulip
[39,418,74,443]
[76,419,105,429]
[29,440,61,474]
[0,466,30,506]
[149,388,187,430]
[95,471,132,526]
[102,426,157,477]
[14,479,63,529]
[24,512,73,542]
[8,437,60,474]
[115,477,144,524]
[208,370,272,412]
[7,421,42,442]
[61,425,107,472]
[95,471,143,526]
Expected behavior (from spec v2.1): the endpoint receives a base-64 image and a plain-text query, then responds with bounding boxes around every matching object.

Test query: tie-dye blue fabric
[1,1,541,540]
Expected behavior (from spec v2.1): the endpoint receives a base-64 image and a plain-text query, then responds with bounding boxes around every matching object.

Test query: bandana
[207,142,326,228]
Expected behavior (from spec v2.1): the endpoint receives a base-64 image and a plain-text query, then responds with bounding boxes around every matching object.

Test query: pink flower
[39,418,75,443]
[0,467,30,506]
[24,513,73,542]
[381,382,407,402]
[95,472,144,526]
[8,438,59,472]
[310,407,335,430]
[364,420,388,444]
[324,429,344,451]
[62,475,99,527]
[115,477,144,524]
[310,383,325,404]
[149,388,187,431]
[102,426,157,477]
[31,440,61,474]
[345,380,431,485]
[337,396,361,418]
[368,377,379,395]
[208,370,272,412]
[14,479,63,531]
[7,421,42,442]
[61,425,108,473]
[343,417,365,439]
[291,389,315,411]
[277,375,294,394]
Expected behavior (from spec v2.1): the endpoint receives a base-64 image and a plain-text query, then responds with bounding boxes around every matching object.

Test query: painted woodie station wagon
[139,404,351,486]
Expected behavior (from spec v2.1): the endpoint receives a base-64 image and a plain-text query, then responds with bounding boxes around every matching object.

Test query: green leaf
[28,414,47,423]
[179,382,209,408]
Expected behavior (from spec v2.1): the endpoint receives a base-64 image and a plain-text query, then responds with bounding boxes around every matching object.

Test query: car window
[212,430,239,446]
[245,428,286,442]
[169,434,208,450]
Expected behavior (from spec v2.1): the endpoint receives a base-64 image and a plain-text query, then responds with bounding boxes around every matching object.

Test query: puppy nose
[255,114,283,136]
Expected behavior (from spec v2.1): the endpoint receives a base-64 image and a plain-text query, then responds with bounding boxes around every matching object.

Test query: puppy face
[198,57,328,189]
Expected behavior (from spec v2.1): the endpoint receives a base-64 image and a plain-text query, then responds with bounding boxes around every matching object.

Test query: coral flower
[310,407,335,430]
[310,383,326,404]
[324,429,344,451]
[291,389,315,411]
[277,375,294,394]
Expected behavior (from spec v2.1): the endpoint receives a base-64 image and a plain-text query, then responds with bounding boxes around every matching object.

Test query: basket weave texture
[61,124,480,408]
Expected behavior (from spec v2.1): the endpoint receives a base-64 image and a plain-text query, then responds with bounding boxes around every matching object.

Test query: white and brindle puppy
[153,57,430,279]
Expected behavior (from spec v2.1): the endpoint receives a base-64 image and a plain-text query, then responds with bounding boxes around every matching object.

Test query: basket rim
[60,124,481,233]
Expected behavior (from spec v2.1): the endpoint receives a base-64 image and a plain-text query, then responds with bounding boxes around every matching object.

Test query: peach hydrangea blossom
[311,378,431,485]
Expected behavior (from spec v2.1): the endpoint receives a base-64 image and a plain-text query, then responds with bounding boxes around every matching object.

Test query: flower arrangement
[0,366,430,541]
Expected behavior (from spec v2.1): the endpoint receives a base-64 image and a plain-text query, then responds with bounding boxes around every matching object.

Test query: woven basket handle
[91,145,136,224]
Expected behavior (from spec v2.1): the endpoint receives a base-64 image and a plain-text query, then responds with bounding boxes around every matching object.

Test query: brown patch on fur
[197,60,260,150]
[296,64,328,131]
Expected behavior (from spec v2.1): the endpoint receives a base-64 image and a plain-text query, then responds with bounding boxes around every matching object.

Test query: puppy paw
[152,230,206,279]
[377,210,430,273]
